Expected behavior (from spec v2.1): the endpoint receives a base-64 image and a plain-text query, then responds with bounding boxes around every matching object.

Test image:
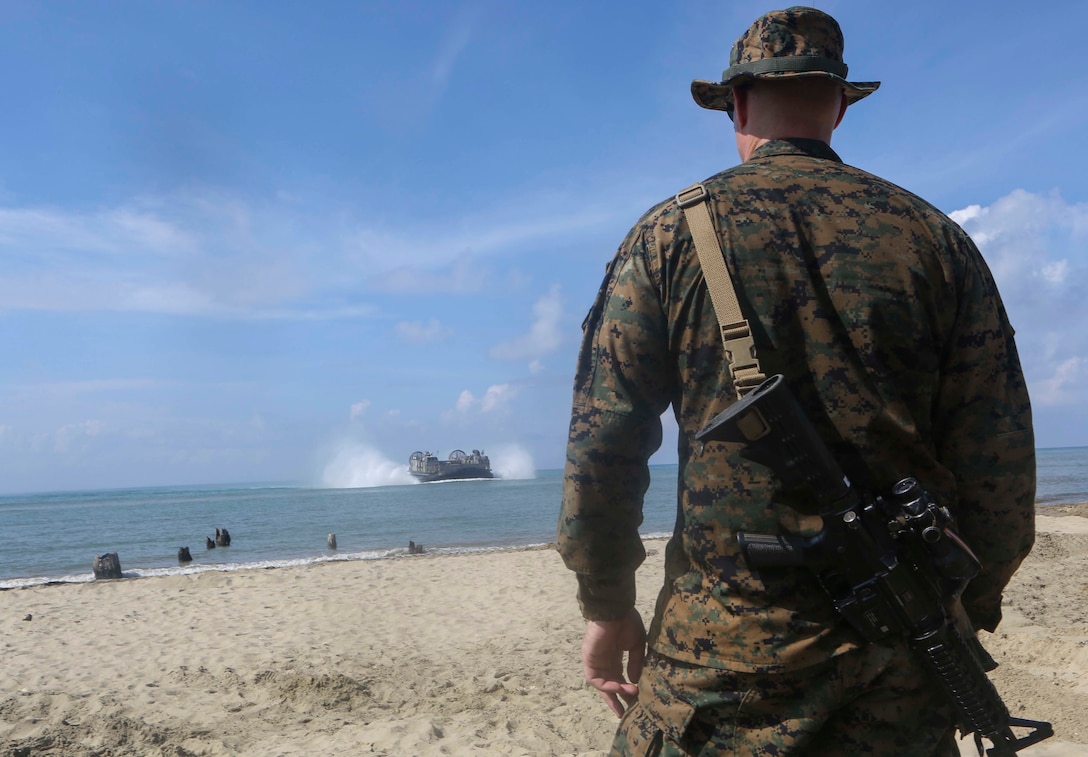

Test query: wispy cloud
[395,318,454,344]
[377,253,491,295]
[9,378,164,398]
[432,3,478,93]
[0,183,630,318]
[343,203,617,274]
[357,2,481,135]
[0,193,314,317]
[53,419,105,453]
[0,205,195,260]
[489,284,564,363]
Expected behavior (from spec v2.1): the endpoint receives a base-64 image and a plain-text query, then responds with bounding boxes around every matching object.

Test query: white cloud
[1039,260,1068,286]
[951,189,1088,410]
[452,384,518,416]
[395,318,454,345]
[947,204,983,226]
[350,400,371,420]
[1033,358,1084,407]
[489,284,564,363]
[455,389,475,414]
[480,384,515,412]
[951,189,1086,298]
[53,419,104,453]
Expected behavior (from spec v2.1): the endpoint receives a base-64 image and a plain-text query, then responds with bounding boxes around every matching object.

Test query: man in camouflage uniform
[558,6,1035,756]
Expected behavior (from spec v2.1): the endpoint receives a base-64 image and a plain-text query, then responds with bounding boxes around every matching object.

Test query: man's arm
[935,237,1035,632]
[558,225,672,600]
[557,223,673,704]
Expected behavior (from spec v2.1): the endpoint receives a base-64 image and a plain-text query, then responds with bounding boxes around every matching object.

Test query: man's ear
[733,87,749,130]
[833,91,848,129]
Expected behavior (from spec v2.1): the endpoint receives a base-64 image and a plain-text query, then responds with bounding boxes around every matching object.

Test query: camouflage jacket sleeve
[556,217,674,621]
[934,232,1036,633]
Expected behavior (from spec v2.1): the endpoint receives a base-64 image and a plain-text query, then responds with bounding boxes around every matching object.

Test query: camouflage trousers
[610,644,959,756]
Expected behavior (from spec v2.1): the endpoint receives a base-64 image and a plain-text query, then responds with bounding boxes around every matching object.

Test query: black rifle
[694,374,1052,756]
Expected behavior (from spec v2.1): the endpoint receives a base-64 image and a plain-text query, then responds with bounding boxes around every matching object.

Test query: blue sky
[1,0,1086,494]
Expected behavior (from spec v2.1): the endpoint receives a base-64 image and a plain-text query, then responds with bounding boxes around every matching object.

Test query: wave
[0,541,557,591]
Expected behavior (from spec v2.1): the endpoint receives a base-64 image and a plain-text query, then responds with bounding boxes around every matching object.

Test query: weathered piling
[327,534,337,550]
[93,552,123,580]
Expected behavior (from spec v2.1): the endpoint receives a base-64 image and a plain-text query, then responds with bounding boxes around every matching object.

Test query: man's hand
[582,608,646,717]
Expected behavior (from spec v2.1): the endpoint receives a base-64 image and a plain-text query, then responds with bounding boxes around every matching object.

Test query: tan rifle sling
[675,183,766,395]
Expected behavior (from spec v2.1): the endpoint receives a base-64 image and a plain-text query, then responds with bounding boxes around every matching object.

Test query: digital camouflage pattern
[730,6,846,69]
[611,648,958,756]
[557,138,1035,675]
[691,6,880,113]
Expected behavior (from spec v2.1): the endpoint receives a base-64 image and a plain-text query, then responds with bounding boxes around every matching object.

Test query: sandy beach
[3,505,1087,756]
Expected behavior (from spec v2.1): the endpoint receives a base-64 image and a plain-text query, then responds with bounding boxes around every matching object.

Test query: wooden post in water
[93,552,122,580]
[327,534,337,550]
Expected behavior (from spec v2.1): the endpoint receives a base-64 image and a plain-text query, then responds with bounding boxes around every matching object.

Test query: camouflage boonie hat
[691,6,880,116]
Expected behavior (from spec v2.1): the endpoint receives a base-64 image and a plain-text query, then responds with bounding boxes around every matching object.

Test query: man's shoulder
[834,161,950,214]
[697,156,966,236]
[634,165,753,228]
[621,189,694,252]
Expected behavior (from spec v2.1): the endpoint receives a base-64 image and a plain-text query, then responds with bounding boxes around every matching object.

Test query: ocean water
[1034,446,1088,505]
[1,447,1084,589]
[0,465,678,589]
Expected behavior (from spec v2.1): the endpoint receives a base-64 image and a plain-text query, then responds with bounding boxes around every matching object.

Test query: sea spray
[321,443,417,488]
[321,440,537,486]
[490,444,536,480]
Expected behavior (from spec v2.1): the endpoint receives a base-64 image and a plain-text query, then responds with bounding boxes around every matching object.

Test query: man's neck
[736,131,832,162]
[736,134,771,163]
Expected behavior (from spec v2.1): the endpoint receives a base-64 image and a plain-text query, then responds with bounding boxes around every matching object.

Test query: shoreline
[1,505,1086,755]
[0,539,569,592]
